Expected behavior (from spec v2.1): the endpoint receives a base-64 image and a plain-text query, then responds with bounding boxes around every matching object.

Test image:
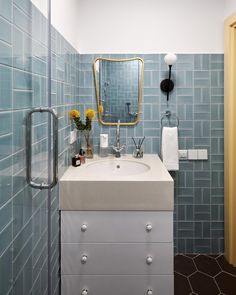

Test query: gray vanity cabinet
[61,211,174,295]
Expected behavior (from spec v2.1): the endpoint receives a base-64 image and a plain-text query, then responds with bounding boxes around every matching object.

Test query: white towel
[161,126,179,171]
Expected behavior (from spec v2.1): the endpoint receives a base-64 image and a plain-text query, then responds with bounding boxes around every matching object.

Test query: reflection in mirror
[93,58,144,125]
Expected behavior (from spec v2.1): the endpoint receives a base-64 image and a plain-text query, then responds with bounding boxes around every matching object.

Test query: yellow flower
[69,109,80,119]
[98,105,104,113]
[85,108,96,120]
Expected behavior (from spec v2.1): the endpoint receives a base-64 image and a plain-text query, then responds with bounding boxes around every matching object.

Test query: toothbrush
[139,136,145,149]
[132,137,138,149]
[138,139,141,149]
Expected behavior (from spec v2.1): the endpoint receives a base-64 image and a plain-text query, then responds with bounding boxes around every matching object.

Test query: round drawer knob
[81,224,88,232]
[147,289,153,295]
[146,224,152,232]
[146,256,153,265]
[81,289,88,295]
[81,255,88,263]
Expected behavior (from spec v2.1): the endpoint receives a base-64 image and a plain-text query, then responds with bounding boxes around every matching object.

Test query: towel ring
[161,111,179,127]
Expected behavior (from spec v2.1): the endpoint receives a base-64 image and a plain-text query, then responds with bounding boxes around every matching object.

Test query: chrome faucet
[112,120,125,157]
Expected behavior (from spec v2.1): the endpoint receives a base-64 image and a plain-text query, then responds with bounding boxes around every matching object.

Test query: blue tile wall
[0,1,79,295]
[79,53,224,254]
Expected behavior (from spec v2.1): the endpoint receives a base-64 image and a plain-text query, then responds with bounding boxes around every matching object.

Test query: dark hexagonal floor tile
[194,255,221,276]
[217,255,236,276]
[189,272,220,295]
[174,255,197,276]
[174,272,192,295]
[215,271,236,295]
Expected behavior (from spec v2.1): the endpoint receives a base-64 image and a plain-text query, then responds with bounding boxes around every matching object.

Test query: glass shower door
[0,1,60,295]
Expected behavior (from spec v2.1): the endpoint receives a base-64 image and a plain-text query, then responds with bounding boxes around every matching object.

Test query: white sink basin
[59,155,173,211]
[86,159,150,176]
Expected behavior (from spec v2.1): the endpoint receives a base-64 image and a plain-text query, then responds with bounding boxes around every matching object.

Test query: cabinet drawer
[62,275,174,295]
[61,243,173,275]
[61,211,173,243]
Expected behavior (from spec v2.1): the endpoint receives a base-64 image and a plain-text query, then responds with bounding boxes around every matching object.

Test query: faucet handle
[119,144,126,153]
[112,144,126,153]
[112,145,119,152]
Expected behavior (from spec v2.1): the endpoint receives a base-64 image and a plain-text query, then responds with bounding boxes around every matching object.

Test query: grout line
[213,275,222,294]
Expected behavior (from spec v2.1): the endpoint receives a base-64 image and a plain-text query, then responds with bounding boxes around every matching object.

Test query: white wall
[31,0,80,51]
[225,0,236,17]
[32,0,231,54]
[31,0,48,16]
[51,0,80,50]
[77,0,225,53]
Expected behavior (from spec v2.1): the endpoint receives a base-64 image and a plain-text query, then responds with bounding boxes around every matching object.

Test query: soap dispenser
[100,134,109,157]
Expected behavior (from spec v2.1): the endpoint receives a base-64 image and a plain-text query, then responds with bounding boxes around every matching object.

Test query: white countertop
[60,154,173,182]
[59,154,174,211]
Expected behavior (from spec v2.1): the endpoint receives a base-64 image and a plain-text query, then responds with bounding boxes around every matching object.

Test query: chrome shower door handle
[26,107,58,190]
[51,108,58,188]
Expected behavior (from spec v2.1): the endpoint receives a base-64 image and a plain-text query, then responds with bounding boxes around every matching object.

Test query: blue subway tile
[0,156,13,207]
[0,112,12,136]
[0,39,12,67]
[177,88,193,96]
[13,218,32,260]
[32,56,46,76]
[0,16,12,44]
[194,71,209,79]
[13,69,32,90]
[210,62,224,70]
[13,26,24,70]
[0,246,12,294]
[0,200,12,232]
[194,112,210,120]
[0,65,12,110]
[13,237,32,280]
[195,104,210,113]
[14,0,32,16]
[202,55,210,70]
[13,6,31,35]
[0,221,12,257]
[177,95,193,104]
[0,134,12,160]
[194,78,210,87]
[144,71,151,87]
[13,90,32,109]
[12,271,24,294]
[0,0,12,22]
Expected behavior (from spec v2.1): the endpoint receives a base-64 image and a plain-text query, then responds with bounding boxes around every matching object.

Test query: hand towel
[161,126,179,171]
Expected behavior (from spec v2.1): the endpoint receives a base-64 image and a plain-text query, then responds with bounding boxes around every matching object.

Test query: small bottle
[79,149,86,164]
[100,134,109,157]
[72,154,81,167]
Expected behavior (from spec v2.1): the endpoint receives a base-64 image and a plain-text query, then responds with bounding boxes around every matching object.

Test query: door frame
[224,12,236,266]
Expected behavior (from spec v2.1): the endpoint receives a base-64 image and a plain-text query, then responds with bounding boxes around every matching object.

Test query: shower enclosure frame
[27,1,60,294]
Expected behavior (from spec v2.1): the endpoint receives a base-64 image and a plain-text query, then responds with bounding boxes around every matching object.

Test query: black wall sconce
[160,53,177,101]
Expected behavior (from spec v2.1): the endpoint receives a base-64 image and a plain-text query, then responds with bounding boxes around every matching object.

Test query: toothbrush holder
[133,147,143,158]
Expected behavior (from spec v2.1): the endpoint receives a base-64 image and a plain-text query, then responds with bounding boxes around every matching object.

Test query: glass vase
[80,130,93,159]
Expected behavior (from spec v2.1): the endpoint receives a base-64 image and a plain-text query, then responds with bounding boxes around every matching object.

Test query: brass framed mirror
[93,57,144,126]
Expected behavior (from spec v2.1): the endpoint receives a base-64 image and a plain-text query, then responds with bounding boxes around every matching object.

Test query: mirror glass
[93,58,144,125]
